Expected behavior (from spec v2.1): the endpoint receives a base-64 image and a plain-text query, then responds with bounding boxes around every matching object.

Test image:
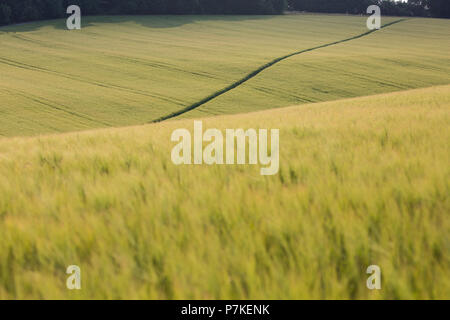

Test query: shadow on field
[0,15,275,33]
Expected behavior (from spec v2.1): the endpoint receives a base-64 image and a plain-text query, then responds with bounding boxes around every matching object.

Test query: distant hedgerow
[0,0,287,26]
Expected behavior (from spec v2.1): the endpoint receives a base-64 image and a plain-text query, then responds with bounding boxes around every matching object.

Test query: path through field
[1,15,449,136]
[153,19,407,121]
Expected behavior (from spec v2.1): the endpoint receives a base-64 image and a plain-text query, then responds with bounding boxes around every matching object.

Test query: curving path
[153,19,408,122]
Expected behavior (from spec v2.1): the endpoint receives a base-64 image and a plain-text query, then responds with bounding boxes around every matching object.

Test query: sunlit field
[0,85,449,299]
[184,17,450,117]
[0,12,449,300]
[1,15,449,136]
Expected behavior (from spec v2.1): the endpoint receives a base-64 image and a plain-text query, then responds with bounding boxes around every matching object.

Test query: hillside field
[0,14,449,300]
[0,85,449,299]
[0,15,449,135]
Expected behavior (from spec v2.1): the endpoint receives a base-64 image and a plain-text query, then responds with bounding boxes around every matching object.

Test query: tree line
[287,0,450,18]
[1,0,449,27]
[0,0,285,26]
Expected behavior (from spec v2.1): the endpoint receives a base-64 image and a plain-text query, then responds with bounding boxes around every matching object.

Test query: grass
[2,15,449,136]
[0,85,448,299]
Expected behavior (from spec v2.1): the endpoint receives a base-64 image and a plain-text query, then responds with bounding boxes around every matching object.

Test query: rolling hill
[182,17,450,118]
[0,13,449,300]
[0,85,448,299]
[1,15,449,136]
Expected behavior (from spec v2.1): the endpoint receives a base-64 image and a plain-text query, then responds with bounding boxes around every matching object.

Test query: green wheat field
[0,14,449,299]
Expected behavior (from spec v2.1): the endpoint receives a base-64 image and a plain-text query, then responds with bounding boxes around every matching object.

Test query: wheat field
[0,85,448,299]
[0,13,449,300]
[1,15,449,136]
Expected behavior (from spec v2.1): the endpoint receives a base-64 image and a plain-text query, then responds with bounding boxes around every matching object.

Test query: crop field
[0,85,449,299]
[0,13,449,300]
[184,18,450,117]
[1,15,449,136]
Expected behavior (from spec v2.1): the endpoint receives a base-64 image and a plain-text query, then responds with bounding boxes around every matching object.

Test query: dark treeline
[288,0,450,18]
[0,0,286,26]
[1,0,449,27]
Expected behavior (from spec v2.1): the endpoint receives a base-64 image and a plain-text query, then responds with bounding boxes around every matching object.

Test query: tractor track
[152,19,408,123]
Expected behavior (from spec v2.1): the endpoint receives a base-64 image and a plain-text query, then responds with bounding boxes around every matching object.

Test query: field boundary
[152,19,408,122]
